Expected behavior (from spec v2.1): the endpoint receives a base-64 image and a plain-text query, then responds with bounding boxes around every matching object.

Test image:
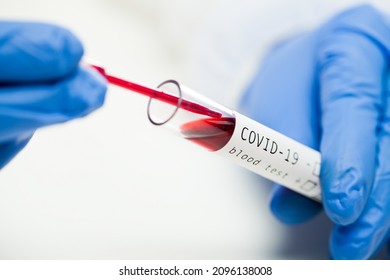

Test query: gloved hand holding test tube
[91,64,322,202]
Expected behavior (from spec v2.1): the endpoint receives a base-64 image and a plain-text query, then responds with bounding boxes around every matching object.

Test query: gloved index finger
[0,21,83,83]
[317,5,390,225]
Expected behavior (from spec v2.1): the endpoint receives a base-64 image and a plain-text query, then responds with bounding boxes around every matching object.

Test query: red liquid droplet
[180,117,236,151]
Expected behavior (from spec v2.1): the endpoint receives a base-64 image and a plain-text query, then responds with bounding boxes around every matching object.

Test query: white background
[0,0,388,259]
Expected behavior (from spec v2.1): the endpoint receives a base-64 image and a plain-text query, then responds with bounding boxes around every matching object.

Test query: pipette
[91,65,221,119]
[90,64,322,202]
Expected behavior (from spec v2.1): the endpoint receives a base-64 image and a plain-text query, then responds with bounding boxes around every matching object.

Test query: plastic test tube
[93,66,322,202]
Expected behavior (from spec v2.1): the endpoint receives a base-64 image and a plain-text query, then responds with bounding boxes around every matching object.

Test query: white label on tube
[216,112,322,202]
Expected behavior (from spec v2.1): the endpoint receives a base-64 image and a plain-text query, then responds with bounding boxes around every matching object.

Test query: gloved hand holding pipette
[240,5,390,259]
[0,21,107,169]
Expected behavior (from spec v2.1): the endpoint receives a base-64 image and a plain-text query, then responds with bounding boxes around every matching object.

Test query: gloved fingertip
[270,185,322,224]
[330,225,372,260]
[322,168,366,226]
[60,67,107,118]
[50,24,84,76]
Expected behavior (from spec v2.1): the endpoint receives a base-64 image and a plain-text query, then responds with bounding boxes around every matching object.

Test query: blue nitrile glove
[0,21,107,169]
[240,5,390,259]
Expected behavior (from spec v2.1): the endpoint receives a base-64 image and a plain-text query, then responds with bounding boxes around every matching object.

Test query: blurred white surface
[0,0,387,259]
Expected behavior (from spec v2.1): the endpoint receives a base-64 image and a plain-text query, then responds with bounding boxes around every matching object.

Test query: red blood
[180,117,235,151]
